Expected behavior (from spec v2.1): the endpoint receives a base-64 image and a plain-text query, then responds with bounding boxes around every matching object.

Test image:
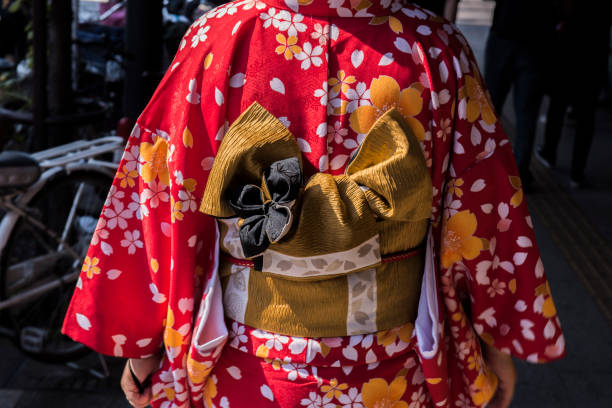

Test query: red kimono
[63,1,565,407]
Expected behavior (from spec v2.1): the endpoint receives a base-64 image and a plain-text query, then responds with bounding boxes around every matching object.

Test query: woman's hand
[120,354,162,408]
[482,342,517,408]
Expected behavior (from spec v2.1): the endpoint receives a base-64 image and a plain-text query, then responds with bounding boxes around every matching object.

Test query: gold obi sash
[200,102,432,337]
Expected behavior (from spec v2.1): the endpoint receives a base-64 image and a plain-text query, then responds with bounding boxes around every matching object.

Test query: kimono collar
[261,0,410,17]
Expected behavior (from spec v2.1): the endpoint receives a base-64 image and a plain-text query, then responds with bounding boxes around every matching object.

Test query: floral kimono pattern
[62,1,565,407]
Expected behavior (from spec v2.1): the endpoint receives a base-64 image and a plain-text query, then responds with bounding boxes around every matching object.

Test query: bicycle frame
[0,136,123,312]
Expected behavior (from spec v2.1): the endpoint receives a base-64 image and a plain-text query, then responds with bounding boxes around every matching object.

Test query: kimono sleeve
[439,38,565,363]
[62,52,217,359]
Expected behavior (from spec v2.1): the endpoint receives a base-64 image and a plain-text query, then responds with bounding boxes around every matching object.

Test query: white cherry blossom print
[337,387,364,408]
[104,200,133,230]
[277,11,306,37]
[178,190,197,212]
[270,77,286,94]
[233,23,242,37]
[240,0,266,11]
[149,283,167,304]
[229,322,248,348]
[260,384,274,401]
[142,181,170,209]
[281,360,309,381]
[410,387,427,408]
[128,191,150,219]
[311,23,330,46]
[345,82,371,113]
[296,42,323,70]
[123,144,143,172]
[328,121,348,145]
[186,79,201,104]
[252,330,289,351]
[300,392,335,408]
[191,26,210,48]
[194,15,207,28]
[212,2,238,18]
[314,81,328,105]
[487,278,506,297]
[260,8,283,29]
[104,185,125,208]
[120,230,144,255]
[106,269,122,280]
[91,217,109,246]
[76,313,92,331]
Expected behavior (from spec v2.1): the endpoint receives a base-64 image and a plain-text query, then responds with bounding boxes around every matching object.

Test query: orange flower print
[509,175,523,208]
[441,210,483,268]
[163,308,185,349]
[82,256,100,279]
[362,376,409,408]
[447,177,464,198]
[116,164,138,188]
[140,137,170,186]
[187,353,213,385]
[377,323,414,347]
[461,75,496,125]
[154,385,176,406]
[487,278,506,297]
[171,197,184,223]
[349,75,425,140]
[436,117,452,142]
[452,309,468,328]
[466,352,481,371]
[370,15,404,34]
[275,34,301,60]
[535,282,558,318]
[328,70,357,95]
[321,378,349,399]
[203,375,218,408]
[470,369,498,406]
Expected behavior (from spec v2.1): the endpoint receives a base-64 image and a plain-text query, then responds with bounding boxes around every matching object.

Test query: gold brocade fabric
[201,102,433,336]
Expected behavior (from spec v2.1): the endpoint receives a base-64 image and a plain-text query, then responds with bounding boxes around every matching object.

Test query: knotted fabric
[201,101,432,267]
[229,157,302,258]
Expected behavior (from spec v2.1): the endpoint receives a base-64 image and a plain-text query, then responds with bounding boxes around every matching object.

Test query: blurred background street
[1,1,611,407]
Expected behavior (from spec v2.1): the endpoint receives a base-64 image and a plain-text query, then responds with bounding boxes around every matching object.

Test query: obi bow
[229,157,301,258]
[200,102,432,263]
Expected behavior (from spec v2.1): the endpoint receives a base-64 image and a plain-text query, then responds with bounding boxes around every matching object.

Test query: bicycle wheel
[0,169,113,363]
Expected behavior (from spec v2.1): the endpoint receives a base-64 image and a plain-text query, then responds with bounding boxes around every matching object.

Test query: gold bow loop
[200,102,432,259]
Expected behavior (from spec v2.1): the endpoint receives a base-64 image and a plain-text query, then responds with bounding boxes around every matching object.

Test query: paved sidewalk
[0,337,129,407]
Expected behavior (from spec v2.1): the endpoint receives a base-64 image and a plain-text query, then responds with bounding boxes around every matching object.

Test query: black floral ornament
[229,157,302,258]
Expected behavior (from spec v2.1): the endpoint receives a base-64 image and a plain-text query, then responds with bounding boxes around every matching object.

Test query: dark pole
[124,0,163,120]
[32,0,48,150]
[48,0,74,147]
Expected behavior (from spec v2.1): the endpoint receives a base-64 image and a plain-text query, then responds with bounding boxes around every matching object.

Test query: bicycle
[0,136,123,363]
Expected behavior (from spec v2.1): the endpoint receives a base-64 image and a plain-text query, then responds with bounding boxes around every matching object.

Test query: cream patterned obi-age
[200,102,432,337]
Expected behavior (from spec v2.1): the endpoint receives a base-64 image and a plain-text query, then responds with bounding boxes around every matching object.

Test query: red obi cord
[221,245,425,268]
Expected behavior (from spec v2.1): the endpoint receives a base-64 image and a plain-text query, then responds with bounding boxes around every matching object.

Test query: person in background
[536,0,612,188]
[414,0,459,21]
[484,0,559,190]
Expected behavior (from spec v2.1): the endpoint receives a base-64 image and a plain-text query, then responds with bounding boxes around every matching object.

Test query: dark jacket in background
[412,0,446,16]
[490,0,559,45]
